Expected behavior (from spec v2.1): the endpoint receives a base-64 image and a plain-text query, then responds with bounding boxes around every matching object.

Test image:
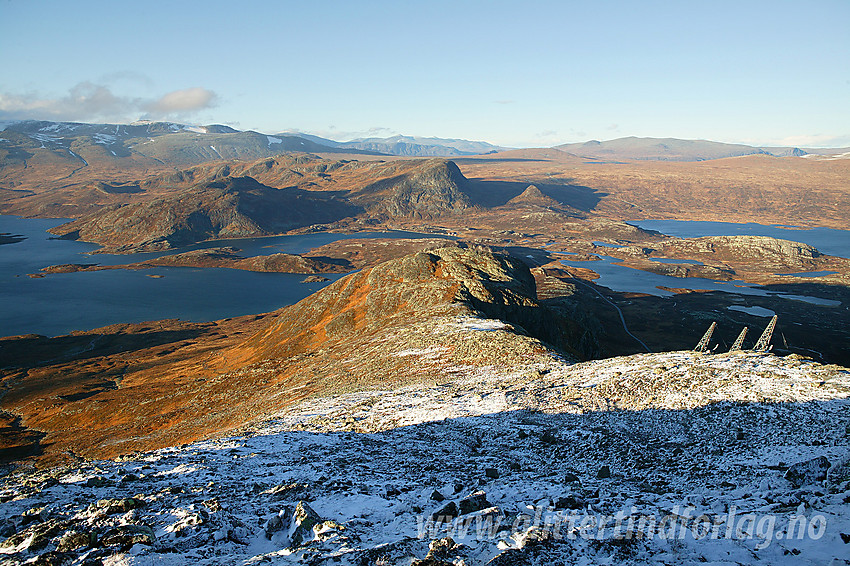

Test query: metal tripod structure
[730,327,748,351]
[753,315,778,352]
[694,322,717,352]
[693,316,778,354]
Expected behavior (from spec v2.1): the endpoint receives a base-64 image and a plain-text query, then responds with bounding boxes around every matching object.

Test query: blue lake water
[558,254,842,306]
[649,258,704,265]
[0,215,441,337]
[629,220,850,259]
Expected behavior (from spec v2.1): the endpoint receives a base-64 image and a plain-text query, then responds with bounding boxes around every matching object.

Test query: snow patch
[728,305,776,317]
[267,136,282,146]
[92,133,117,145]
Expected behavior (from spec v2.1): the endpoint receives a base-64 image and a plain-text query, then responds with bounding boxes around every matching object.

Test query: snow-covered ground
[1,348,849,565]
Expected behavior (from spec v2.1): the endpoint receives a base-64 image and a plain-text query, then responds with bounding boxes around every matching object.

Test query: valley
[1,122,849,565]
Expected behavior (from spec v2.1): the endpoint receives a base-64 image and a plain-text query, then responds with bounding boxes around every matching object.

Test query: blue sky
[1,0,848,147]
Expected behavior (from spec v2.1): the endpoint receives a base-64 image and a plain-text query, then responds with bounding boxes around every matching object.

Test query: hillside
[349,158,475,219]
[41,159,498,251]
[0,120,381,202]
[47,175,360,252]
[1,349,847,564]
[0,247,592,462]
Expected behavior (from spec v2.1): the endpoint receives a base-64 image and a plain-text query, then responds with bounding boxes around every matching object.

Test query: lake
[559,254,841,305]
[0,215,440,337]
[560,219,849,306]
[629,220,850,259]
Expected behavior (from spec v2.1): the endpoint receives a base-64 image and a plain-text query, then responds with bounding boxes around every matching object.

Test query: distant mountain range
[556,136,849,162]
[283,133,508,157]
[2,121,848,185]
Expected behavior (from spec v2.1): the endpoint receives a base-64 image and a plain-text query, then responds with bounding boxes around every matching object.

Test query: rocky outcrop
[658,236,821,270]
[355,159,474,219]
[1,351,848,565]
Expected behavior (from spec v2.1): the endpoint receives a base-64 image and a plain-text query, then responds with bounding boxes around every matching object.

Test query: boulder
[459,491,492,515]
[785,456,830,487]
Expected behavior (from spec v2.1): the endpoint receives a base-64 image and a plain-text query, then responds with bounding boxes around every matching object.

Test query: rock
[265,507,294,540]
[785,456,830,487]
[828,457,850,484]
[385,484,401,497]
[431,501,459,522]
[412,536,463,565]
[29,551,73,566]
[597,465,611,479]
[509,463,521,472]
[99,524,155,549]
[555,495,586,510]
[85,476,109,488]
[0,519,64,552]
[290,500,322,547]
[94,497,145,515]
[485,467,500,479]
[412,558,455,566]
[56,530,95,552]
[459,491,491,515]
[563,472,580,483]
[430,490,445,502]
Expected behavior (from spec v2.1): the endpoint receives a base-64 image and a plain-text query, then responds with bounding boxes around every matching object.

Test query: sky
[1,0,848,148]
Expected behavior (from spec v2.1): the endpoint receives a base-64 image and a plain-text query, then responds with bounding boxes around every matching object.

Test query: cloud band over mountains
[0,83,218,123]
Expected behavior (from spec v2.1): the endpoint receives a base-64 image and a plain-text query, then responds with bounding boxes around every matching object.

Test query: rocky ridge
[0,247,593,462]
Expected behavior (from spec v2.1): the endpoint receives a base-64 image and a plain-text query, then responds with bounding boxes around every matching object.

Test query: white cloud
[0,83,218,123]
[143,88,218,118]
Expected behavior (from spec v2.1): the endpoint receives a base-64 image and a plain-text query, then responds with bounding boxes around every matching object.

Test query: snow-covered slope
[1,348,848,565]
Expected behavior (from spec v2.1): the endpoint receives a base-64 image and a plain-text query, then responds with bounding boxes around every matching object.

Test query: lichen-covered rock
[0,519,65,553]
[93,497,145,515]
[99,524,155,549]
[56,530,95,552]
[289,501,322,547]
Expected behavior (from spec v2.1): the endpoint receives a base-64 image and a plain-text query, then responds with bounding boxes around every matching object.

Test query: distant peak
[507,185,561,208]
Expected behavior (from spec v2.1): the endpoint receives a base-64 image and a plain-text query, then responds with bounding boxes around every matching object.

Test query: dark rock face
[431,501,458,521]
[361,159,474,219]
[99,524,155,549]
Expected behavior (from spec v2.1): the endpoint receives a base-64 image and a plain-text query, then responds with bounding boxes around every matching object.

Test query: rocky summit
[0,349,848,565]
